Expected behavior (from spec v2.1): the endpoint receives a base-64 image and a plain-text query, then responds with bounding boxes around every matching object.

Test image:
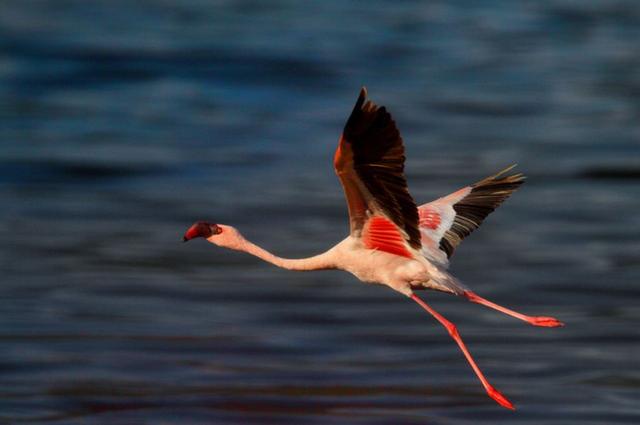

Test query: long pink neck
[234,238,336,271]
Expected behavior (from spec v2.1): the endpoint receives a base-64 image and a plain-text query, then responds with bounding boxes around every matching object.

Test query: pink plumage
[183,87,563,410]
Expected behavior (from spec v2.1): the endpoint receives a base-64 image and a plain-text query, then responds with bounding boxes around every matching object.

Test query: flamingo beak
[183,221,217,242]
[182,226,201,242]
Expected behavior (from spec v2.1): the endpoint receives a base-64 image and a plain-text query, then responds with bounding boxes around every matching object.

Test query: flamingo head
[183,222,244,250]
[182,221,222,242]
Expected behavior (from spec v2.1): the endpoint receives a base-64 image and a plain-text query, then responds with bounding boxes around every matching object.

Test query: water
[1,1,639,423]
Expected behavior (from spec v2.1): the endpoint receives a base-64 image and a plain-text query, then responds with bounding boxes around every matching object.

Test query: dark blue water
[1,1,639,423]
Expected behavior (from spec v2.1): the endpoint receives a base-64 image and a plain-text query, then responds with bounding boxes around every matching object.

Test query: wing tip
[357,86,370,112]
[474,164,527,187]
[346,86,377,132]
[349,86,368,119]
[439,164,527,258]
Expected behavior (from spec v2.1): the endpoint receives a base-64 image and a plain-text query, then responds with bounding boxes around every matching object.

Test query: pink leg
[463,291,564,328]
[410,293,515,410]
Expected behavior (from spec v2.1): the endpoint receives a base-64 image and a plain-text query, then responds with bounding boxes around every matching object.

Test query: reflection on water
[1,0,639,423]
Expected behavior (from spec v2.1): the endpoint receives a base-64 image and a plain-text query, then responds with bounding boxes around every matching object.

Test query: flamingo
[183,87,563,410]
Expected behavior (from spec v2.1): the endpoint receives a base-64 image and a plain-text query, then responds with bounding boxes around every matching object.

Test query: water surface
[1,1,639,423]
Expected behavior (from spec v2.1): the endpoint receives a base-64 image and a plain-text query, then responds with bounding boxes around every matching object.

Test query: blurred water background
[1,0,639,423]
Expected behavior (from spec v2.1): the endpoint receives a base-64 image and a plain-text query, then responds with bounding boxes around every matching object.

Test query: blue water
[1,1,639,423]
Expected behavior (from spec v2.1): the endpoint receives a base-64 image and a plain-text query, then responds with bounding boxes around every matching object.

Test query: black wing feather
[439,167,525,258]
[342,88,421,249]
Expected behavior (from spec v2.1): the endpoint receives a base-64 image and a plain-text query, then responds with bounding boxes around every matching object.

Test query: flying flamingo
[183,88,563,410]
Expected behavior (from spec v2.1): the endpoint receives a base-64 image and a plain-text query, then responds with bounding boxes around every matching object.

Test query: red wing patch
[362,216,413,258]
[419,207,441,230]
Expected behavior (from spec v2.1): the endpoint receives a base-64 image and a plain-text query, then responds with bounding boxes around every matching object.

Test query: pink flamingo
[183,88,563,410]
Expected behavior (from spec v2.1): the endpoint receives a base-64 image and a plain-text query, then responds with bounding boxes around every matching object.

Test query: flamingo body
[329,236,429,297]
[184,87,563,410]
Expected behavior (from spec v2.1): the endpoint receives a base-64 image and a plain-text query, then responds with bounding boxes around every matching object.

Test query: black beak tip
[182,236,188,243]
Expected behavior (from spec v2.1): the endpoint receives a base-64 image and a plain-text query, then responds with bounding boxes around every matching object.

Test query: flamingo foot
[528,316,564,328]
[464,291,564,328]
[487,385,515,410]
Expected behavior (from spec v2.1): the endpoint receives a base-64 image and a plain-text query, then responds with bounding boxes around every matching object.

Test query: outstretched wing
[334,87,421,256]
[419,166,525,266]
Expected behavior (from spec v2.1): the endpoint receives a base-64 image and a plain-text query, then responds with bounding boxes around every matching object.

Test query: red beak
[183,226,200,242]
[183,221,216,242]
